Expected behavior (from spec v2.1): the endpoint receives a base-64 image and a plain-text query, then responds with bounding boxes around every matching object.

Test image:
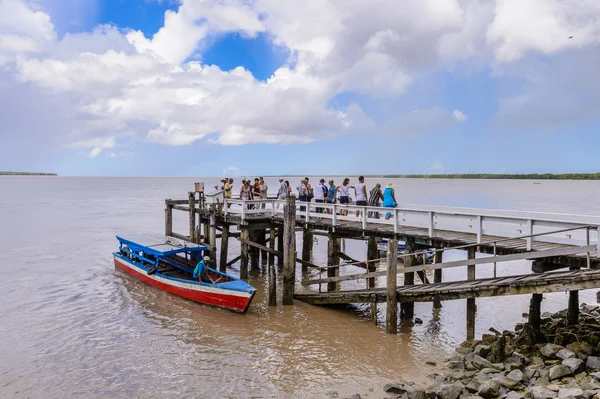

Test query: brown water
[1,177,599,399]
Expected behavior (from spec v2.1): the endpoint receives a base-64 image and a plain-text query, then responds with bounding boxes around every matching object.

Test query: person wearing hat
[314,178,327,213]
[383,183,398,220]
[193,255,211,283]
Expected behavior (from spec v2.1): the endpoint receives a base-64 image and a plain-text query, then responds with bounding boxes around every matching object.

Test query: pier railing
[222,198,600,248]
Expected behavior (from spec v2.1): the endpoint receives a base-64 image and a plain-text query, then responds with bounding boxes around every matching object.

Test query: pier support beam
[327,234,341,292]
[260,229,268,267]
[386,238,398,334]
[277,227,284,268]
[240,229,249,280]
[528,293,543,337]
[219,224,229,273]
[209,209,217,265]
[567,265,580,326]
[165,203,173,237]
[302,228,313,274]
[466,247,476,340]
[401,239,416,319]
[367,236,378,323]
[282,196,296,305]
[188,192,196,242]
[268,227,277,306]
[433,250,443,309]
[249,230,260,271]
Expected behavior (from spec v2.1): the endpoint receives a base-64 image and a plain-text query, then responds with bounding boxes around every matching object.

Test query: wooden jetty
[165,186,600,338]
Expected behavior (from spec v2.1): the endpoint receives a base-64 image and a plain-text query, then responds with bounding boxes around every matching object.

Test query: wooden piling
[433,250,443,309]
[188,192,196,242]
[268,227,276,306]
[568,290,579,326]
[367,236,378,322]
[240,229,249,280]
[401,239,416,319]
[209,209,217,264]
[259,229,268,267]
[277,227,284,268]
[302,228,313,273]
[466,247,476,340]
[386,238,398,334]
[528,293,543,336]
[219,224,229,273]
[249,230,260,271]
[282,196,296,305]
[165,203,173,236]
[327,234,341,292]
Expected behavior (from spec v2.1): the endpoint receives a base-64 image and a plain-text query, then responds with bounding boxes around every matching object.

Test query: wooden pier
[165,187,600,338]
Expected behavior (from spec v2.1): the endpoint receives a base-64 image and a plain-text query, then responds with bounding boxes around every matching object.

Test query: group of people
[216,176,399,219]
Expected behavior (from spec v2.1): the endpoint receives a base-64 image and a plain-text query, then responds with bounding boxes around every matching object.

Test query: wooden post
[402,239,416,319]
[219,224,229,273]
[188,192,196,242]
[268,227,276,306]
[528,293,543,336]
[386,238,398,334]
[259,229,268,267]
[302,228,313,274]
[209,208,217,264]
[282,196,296,305]
[165,203,173,236]
[327,233,341,292]
[367,236,379,323]
[433,250,443,309]
[466,247,476,340]
[240,229,249,280]
[277,227,284,268]
[249,230,260,271]
[203,219,210,244]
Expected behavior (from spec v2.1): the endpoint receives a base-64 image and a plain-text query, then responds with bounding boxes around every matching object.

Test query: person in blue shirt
[193,256,211,283]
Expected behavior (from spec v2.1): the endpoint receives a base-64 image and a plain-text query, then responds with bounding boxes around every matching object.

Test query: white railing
[222,198,600,249]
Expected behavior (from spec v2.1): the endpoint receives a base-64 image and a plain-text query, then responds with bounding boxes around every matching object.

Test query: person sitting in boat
[193,256,211,283]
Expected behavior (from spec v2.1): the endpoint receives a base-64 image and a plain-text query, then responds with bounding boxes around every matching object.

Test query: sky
[0,0,599,176]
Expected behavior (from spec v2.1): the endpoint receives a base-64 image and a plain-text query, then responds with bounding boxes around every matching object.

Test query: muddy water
[0,176,598,398]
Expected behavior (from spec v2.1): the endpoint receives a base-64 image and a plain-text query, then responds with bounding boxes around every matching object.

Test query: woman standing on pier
[383,183,397,220]
[338,178,352,216]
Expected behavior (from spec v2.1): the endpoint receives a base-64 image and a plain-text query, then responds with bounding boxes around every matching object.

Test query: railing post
[362,209,367,229]
[241,201,246,220]
[394,209,399,233]
[587,227,591,269]
[386,238,398,334]
[165,202,173,237]
[477,215,482,245]
[526,219,533,251]
[223,198,228,216]
[305,201,310,222]
[332,204,337,226]
[209,206,217,264]
[188,192,196,242]
[466,247,476,340]
[271,200,275,217]
[282,196,297,305]
[428,212,434,237]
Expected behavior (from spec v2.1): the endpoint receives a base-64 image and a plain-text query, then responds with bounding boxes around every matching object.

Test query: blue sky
[0,0,599,176]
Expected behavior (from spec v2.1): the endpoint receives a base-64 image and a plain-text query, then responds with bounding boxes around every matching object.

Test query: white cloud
[429,160,445,172]
[221,166,243,176]
[452,110,468,123]
[1,0,599,154]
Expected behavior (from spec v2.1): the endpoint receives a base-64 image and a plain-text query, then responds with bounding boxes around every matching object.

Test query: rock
[450,355,465,369]
[478,380,500,399]
[506,352,529,367]
[542,312,553,319]
[499,378,523,389]
[480,368,501,375]
[506,369,524,382]
[325,391,339,398]
[530,387,559,399]
[415,318,424,324]
[506,391,525,399]
[542,344,566,358]
[466,380,482,393]
[427,361,437,366]
[558,388,584,399]
[567,342,594,357]
[384,384,406,394]
[349,395,362,399]
[557,349,577,360]
[457,347,474,355]
[549,365,573,381]
[475,345,492,358]
[539,369,550,383]
[407,388,426,399]
[582,391,596,399]
[474,355,499,371]
[589,372,600,381]
[586,357,600,370]
[563,358,586,374]
[489,336,507,363]
[435,383,464,399]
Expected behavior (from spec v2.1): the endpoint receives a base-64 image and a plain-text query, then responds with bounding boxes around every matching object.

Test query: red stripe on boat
[114,257,253,313]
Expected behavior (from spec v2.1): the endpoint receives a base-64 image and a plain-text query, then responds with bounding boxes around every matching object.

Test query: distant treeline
[0,172,57,176]
[377,173,600,180]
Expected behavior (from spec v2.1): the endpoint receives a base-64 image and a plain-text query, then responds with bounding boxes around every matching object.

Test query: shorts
[339,196,349,204]
[356,201,367,206]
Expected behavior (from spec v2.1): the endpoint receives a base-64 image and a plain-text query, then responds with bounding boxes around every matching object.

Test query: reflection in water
[1,177,599,398]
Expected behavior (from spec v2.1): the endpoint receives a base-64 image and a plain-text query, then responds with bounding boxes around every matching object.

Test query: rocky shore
[370,303,600,399]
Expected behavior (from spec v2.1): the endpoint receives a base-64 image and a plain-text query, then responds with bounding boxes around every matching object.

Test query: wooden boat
[113,234,256,313]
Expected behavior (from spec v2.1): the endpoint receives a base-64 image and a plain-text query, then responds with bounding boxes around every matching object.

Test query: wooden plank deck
[294,269,600,305]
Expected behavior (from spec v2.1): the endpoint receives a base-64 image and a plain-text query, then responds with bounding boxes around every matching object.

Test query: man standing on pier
[314,178,327,213]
